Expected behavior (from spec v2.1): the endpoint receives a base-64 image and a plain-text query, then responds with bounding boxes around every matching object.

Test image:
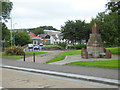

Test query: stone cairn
[81,23,112,58]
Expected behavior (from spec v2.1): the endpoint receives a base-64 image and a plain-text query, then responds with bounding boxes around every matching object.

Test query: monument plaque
[105,50,112,58]
[81,48,88,59]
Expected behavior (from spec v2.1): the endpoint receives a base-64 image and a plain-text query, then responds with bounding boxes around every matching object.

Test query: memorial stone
[87,23,105,58]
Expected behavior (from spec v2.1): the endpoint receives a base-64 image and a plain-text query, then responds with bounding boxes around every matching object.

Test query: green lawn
[106,47,120,54]
[2,51,47,60]
[46,50,81,63]
[46,47,119,64]
[25,51,46,55]
[43,45,62,48]
[66,60,119,68]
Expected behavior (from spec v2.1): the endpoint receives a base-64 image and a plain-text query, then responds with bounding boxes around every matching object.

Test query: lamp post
[13,23,17,45]
[10,17,13,47]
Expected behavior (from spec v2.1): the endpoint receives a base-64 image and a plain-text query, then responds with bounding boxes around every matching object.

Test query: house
[28,30,65,45]
[28,33,42,45]
[44,30,65,44]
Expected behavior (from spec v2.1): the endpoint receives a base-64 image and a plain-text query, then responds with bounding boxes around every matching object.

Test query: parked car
[33,45,40,50]
[28,44,33,49]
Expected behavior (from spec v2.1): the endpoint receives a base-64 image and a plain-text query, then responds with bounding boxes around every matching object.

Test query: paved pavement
[3,68,111,88]
[2,58,119,80]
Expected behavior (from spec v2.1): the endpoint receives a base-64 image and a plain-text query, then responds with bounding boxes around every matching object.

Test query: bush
[68,44,86,50]
[68,46,74,49]
[74,44,86,49]
[5,46,25,55]
[58,42,67,49]
[5,41,11,47]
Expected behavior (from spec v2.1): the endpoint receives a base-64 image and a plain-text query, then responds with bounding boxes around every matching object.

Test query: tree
[32,27,44,35]
[2,23,10,40]
[15,32,33,46]
[1,1,13,40]
[90,12,119,46]
[61,20,76,44]
[106,1,120,13]
[40,26,58,31]
[61,20,90,44]
[0,1,13,47]
[2,1,13,21]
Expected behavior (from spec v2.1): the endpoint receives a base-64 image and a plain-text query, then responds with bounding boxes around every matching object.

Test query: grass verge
[66,60,119,68]
[43,45,62,48]
[46,47,119,64]
[106,47,120,54]
[25,51,46,55]
[46,50,81,63]
[2,51,47,60]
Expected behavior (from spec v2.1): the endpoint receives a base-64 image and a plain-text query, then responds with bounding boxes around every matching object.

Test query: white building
[28,30,65,45]
[44,30,65,44]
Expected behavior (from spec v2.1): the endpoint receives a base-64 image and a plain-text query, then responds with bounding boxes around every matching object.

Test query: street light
[13,23,17,45]
[10,17,13,47]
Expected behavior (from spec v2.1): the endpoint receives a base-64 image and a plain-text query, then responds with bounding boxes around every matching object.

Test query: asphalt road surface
[2,68,117,88]
[2,59,119,80]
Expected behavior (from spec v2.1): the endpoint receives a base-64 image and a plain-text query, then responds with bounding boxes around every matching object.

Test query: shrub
[68,44,86,50]
[58,42,67,49]
[5,41,11,47]
[5,46,25,55]
[74,44,86,49]
[68,46,74,49]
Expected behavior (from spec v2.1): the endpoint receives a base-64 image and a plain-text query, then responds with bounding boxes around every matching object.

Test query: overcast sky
[6,0,108,30]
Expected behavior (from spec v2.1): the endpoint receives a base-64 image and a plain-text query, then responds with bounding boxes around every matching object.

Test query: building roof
[28,33,40,39]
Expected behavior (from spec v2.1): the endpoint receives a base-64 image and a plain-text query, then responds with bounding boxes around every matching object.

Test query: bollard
[33,53,35,62]
[24,52,25,61]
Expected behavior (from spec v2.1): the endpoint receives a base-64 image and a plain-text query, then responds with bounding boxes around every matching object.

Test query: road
[2,59,119,80]
[2,68,117,88]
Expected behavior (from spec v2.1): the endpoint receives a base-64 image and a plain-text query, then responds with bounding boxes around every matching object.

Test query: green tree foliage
[1,1,13,41]
[32,27,44,35]
[2,1,13,21]
[27,26,58,35]
[90,12,119,46]
[106,1,119,13]
[15,32,33,46]
[40,26,58,30]
[61,20,90,44]
[2,23,10,40]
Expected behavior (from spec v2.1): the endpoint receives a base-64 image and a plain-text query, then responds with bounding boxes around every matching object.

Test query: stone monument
[87,23,105,58]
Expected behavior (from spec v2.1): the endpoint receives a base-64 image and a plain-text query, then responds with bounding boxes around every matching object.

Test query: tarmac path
[17,50,119,65]
[18,50,64,63]
[49,54,119,65]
